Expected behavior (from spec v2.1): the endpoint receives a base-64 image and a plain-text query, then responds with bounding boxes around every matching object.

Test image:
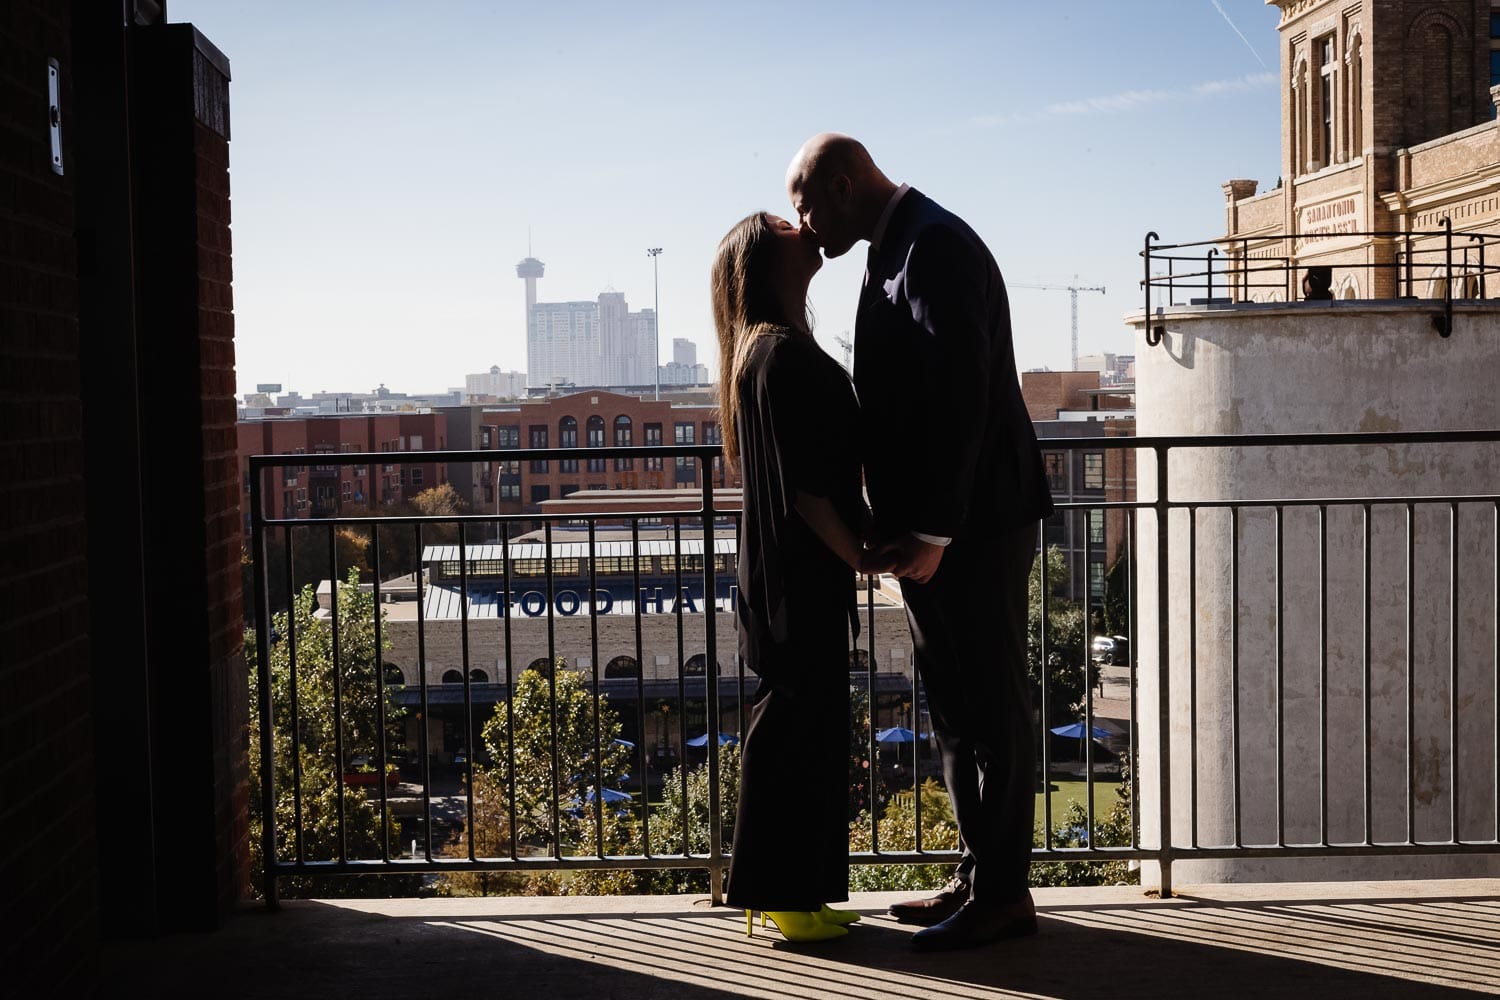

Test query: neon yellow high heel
[818,903,861,925]
[745,909,848,942]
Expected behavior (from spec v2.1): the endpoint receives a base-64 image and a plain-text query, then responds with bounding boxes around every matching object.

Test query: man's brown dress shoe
[909,894,1038,952]
[888,876,970,926]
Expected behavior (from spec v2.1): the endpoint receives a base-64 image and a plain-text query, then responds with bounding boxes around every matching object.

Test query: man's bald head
[785,133,897,259]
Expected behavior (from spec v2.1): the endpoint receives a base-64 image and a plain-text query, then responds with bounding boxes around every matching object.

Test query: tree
[641,740,742,895]
[1028,545,1088,726]
[440,662,641,896]
[246,570,418,897]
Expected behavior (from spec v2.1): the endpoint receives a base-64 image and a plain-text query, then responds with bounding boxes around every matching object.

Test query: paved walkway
[102,879,1500,998]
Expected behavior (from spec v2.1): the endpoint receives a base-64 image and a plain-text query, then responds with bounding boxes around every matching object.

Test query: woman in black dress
[711,211,887,943]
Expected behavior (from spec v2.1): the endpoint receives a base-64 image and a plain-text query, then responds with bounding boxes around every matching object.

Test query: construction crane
[834,333,853,373]
[1011,279,1105,371]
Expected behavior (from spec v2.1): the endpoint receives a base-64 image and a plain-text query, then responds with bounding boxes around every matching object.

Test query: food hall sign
[1297,194,1362,252]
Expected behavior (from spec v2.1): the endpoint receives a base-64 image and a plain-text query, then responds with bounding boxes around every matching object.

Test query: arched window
[586,415,606,472]
[614,415,633,471]
[684,654,720,676]
[469,668,489,683]
[384,664,405,686]
[559,416,578,473]
[442,669,464,684]
[849,649,875,672]
[605,655,640,678]
[526,656,554,678]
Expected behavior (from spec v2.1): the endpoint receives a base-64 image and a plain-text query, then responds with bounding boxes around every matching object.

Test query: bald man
[787,134,1053,952]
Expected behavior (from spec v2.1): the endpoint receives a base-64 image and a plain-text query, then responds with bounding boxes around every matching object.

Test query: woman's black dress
[725,327,863,912]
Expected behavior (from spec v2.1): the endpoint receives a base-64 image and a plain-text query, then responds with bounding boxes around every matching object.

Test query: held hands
[859,532,944,584]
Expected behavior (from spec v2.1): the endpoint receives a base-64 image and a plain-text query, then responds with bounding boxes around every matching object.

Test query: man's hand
[885,533,945,584]
[857,545,899,576]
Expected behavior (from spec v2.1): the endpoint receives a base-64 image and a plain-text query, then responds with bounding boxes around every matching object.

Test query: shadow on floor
[100,892,1500,999]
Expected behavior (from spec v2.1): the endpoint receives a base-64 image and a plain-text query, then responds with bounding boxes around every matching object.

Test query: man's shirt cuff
[911,532,952,547]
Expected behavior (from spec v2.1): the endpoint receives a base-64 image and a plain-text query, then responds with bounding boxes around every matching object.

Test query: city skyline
[171,1,1284,395]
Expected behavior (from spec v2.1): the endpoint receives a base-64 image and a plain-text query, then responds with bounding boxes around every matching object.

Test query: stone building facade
[1222,0,1500,300]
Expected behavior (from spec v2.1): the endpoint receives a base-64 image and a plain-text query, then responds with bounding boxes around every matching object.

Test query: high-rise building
[672,337,695,367]
[526,285,657,390]
[465,365,527,400]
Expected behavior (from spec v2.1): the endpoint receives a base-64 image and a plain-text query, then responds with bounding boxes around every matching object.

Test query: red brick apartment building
[236,411,448,529]
[238,390,741,526]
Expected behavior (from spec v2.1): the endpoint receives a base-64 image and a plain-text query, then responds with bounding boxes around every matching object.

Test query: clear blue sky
[171,0,1285,396]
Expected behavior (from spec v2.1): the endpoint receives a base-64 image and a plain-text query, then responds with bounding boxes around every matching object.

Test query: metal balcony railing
[249,435,1500,906]
[1142,220,1500,342]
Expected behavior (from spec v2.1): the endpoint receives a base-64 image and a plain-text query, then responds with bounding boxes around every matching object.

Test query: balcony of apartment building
[8,4,1500,997]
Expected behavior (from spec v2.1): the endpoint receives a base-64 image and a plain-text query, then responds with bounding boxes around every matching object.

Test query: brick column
[126,23,248,928]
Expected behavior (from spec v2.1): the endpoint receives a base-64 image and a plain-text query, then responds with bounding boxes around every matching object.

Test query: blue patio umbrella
[585,787,634,804]
[876,726,917,743]
[686,732,738,748]
[611,738,636,749]
[1049,722,1112,740]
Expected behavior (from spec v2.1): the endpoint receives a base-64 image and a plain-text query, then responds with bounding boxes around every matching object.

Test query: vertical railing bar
[1230,506,1242,848]
[1493,500,1499,843]
[285,525,303,865]
[414,523,433,861]
[674,515,689,856]
[1127,505,1139,849]
[502,521,517,861]
[1084,506,1097,848]
[1274,505,1284,848]
[1444,217,1454,336]
[1184,506,1197,850]
[734,511,746,746]
[1154,444,1173,897]
[631,517,648,858]
[701,464,724,903]
[1449,501,1459,843]
[1362,504,1373,846]
[867,573,879,854]
[1039,519,1053,850]
[250,467,279,906]
[544,520,561,861]
[457,522,476,862]
[1407,502,1417,845]
[588,519,604,859]
[328,522,347,862]
[371,524,389,863]
[1318,504,1328,848]
[913,654,924,854]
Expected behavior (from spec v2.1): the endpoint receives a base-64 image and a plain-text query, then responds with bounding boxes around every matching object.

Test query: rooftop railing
[1142,219,1500,342]
[249,434,1500,905]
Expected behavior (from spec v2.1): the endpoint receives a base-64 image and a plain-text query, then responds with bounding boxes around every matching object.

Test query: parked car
[1091,635,1130,666]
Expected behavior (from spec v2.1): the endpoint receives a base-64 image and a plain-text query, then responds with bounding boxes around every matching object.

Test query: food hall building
[365,529,919,779]
[1222,0,1500,299]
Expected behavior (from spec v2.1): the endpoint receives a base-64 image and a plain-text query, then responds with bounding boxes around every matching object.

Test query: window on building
[605,655,640,678]
[1083,453,1104,490]
[674,422,695,474]
[644,422,664,470]
[561,483,579,498]
[498,425,520,449]
[1318,36,1335,167]
[500,482,520,501]
[529,425,549,473]
[1089,560,1106,600]
[1044,452,1067,492]
[614,415,633,471]
[1088,508,1104,546]
[411,467,423,486]
[559,416,578,473]
[1491,14,1500,116]
[442,669,463,684]
[480,426,493,449]
[586,415,606,472]
[530,485,550,506]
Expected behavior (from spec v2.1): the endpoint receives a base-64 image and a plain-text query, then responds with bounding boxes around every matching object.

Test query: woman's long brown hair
[711,212,802,466]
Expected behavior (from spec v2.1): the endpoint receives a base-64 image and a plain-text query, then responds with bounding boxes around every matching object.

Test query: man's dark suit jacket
[854,188,1052,544]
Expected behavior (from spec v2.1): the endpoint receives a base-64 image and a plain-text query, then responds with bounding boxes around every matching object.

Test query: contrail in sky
[1210,0,1269,70]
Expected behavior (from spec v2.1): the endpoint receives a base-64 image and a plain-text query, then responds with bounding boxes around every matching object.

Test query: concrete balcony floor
[103,879,1500,999]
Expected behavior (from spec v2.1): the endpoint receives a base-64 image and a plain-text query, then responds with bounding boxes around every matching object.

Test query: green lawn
[1036,780,1123,825]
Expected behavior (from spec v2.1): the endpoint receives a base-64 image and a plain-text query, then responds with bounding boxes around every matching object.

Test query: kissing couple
[713,134,1054,950]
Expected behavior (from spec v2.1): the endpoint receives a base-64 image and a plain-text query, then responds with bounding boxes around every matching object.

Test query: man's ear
[830,173,853,206]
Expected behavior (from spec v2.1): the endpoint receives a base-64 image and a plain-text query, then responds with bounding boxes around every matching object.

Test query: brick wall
[1020,370,1103,422]
[196,113,249,915]
[0,0,101,992]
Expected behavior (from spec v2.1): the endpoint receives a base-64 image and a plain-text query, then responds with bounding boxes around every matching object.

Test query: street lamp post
[647,247,663,400]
